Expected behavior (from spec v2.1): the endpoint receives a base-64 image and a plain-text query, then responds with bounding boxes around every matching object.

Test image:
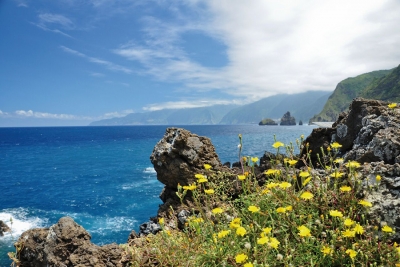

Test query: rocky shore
[12,98,400,266]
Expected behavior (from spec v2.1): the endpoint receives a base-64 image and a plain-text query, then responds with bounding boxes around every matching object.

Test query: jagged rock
[15,217,127,267]
[0,220,11,236]
[300,97,400,240]
[280,111,296,125]
[259,118,278,125]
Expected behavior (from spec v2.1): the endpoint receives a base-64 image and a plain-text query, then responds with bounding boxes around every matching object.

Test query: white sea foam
[0,208,45,241]
[143,167,156,174]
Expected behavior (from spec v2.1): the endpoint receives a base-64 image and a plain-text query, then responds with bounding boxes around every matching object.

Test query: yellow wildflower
[300,191,314,200]
[299,171,310,178]
[321,246,332,257]
[343,218,355,227]
[266,182,279,188]
[204,164,212,170]
[302,177,312,186]
[244,263,254,267]
[262,227,272,235]
[388,103,397,109]
[358,200,373,207]
[248,205,260,213]
[340,186,351,192]
[342,229,356,238]
[284,158,298,166]
[272,141,284,148]
[285,205,293,211]
[269,237,280,249]
[158,217,164,225]
[182,184,196,191]
[257,236,269,245]
[329,210,343,218]
[331,142,342,149]
[279,181,292,189]
[235,253,248,263]
[345,161,361,168]
[195,174,206,179]
[251,157,259,163]
[333,158,344,164]
[217,230,231,238]
[204,189,214,194]
[298,225,311,237]
[229,218,241,229]
[353,223,364,235]
[382,225,394,233]
[330,172,344,178]
[197,178,208,183]
[237,175,246,181]
[265,169,280,176]
[261,188,270,194]
[236,226,247,236]
[345,249,357,259]
[212,207,224,214]
[376,174,381,182]
[276,207,287,213]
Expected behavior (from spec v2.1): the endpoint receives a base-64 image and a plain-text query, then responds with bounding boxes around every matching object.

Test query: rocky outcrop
[0,220,11,236]
[280,111,296,125]
[14,217,127,267]
[259,118,278,125]
[300,97,400,241]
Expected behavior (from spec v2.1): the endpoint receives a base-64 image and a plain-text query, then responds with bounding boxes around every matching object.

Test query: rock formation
[280,111,296,125]
[300,97,400,241]
[14,217,128,267]
[259,118,278,125]
[0,220,11,236]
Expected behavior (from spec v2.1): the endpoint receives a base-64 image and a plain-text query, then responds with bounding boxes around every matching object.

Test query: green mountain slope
[309,68,393,122]
[361,64,400,101]
[219,91,331,124]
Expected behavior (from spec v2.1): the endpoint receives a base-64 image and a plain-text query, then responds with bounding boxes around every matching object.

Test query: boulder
[280,111,296,125]
[14,217,128,267]
[0,220,11,236]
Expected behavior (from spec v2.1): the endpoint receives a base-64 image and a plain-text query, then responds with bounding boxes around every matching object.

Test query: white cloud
[101,109,134,119]
[32,13,75,38]
[115,0,400,103]
[60,46,133,74]
[143,99,239,111]
[14,110,92,120]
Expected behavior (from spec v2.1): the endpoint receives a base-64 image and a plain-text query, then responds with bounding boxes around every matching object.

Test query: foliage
[124,134,399,267]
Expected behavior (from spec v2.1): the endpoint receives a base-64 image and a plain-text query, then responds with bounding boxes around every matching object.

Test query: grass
[122,133,400,267]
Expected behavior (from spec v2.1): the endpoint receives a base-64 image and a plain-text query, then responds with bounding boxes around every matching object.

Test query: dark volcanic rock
[15,217,127,267]
[0,220,11,236]
[280,111,296,125]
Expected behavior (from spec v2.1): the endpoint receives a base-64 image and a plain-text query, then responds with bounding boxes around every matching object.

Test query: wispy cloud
[60,46,133,74]
[114,0,400,103]
[143,99,239,111]
[32,12,74,38]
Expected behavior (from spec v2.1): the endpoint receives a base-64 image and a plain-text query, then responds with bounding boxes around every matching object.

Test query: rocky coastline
[11,98,400,266]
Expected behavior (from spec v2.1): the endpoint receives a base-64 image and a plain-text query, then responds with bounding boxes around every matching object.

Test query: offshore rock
[15,217,127,267]
[280,111,296,126]
[0,220,11,236]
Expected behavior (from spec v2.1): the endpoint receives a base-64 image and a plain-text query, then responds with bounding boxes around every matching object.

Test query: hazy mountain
[219,91,331,124]
[309,68,394,122]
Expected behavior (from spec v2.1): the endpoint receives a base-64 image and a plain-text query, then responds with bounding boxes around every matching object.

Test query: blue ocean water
[0,125,316,265]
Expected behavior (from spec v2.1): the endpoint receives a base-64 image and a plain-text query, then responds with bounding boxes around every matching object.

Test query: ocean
[0,125,316,265]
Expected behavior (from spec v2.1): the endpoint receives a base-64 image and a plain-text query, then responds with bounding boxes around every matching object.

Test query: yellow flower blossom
[238,175,246,181]
[329,210,343,218]
[321,246,332,257]
[382,225,394,233]
[342,229,356,238]
[358,200,372,207]
[261,188,270,194]
[330,171,344,178]
[195,174,206,179]
[265,169,280,176]
[276,207,287,213]
[257,236,269,245]
[248,205,260,213]
[346,249,357,259]
[345,161,361,168]
[284,158,298,166]
[217,230,231,238]
[197,178,208,183]
[236,226,247,236]
[388,103,397,109]
[158,217,164,225]
[340,186,352,192]
[376,174,381,182]
[244,263,254,267]
[266,182,279,188]
[269,237,280,249]
[251,157,259,163]
[272,141,284,148]
[229,218,241,229]
[298,225,311,237]
[344,218,355,227]
[203,164,212,170]
[333,158,344,164]
[299,171,310,178]
[204,189,214,194]
[331,142,342,149]
[212,207,224,214]
[262,227,272,235]
[183,184,197,191]
[235,253,248,263]
[353,223,364,235]
[279,181,292,189]
[300,191,314,200]
[285,205,293,211]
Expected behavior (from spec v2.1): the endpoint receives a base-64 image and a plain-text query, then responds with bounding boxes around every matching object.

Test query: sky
[1,0,400,127]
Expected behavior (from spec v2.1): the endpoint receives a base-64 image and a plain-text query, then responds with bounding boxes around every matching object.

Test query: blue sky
[1,0,400,126]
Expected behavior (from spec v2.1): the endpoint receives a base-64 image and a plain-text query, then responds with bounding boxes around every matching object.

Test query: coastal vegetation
[123,135,399,266]
[258,118,277,125]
